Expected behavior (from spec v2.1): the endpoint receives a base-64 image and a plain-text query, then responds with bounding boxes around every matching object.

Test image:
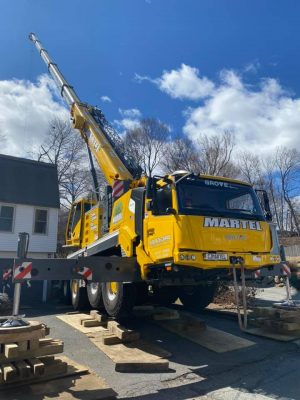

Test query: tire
[101,282,136,319]
[152,286,179,306]
[87,282,104,309]
[71,280,89,310]
[179,284,217,311]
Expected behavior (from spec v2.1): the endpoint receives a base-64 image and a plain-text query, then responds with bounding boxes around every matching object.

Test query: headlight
[204,253,228,261]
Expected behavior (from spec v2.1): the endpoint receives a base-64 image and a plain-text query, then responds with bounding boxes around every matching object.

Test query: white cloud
[100,95,112,103]
[118,108,142,118]
[183,70,300,154]
[137,63,300,154]
[135,64,215,100]
[0,74,68,157]
[114,108,142,132]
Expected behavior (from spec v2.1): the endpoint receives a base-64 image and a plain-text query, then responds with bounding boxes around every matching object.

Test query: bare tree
[33,118,96,206]
[260,155,284,232]
[237,151,265,186]
[197,131,237,177]
[123,118,168,176]
[275,147,300,235]
[160,136,201,173]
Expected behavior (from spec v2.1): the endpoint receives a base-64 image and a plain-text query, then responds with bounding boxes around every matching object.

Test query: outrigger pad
[0,318,29,328]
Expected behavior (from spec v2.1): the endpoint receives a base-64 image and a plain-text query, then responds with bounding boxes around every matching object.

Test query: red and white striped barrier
[112,179,124,199]
[14,262,32,280]
[77,267,93,281]
[3,268,12,281]
[282,263,291,277]
[254,269,261,279]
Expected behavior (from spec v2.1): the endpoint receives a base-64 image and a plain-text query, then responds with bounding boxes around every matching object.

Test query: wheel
[101,281,136,319]
[71,279,89,310]
[179,284,217,311]
[87,282,104,309]
[152,286,179,306]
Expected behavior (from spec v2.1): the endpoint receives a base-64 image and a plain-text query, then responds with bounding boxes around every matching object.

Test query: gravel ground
[18,286,300,400]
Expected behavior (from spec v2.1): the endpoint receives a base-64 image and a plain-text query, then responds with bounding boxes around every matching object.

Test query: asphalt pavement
[21,286,300,400]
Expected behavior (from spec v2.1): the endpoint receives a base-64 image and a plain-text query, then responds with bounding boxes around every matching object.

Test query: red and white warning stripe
[281,263,291,277]
[112,179,124,199]
[254,269,261,279]
[77,267,93,281]
[14,262,32,280]
[3,268,12,281]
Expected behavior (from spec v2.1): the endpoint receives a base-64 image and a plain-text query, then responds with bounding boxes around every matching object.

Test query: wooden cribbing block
[152,308,180,320]
[17,341,28,352]
[15,360,31,379]
[43,358,68,376]
[81,319,102,328]
[4,344,19,359]
[26,357,45,376]
[37,339,64,356]
[0,339,63,363]
[115,360,169,372]
[2,363,18,382]
[102,332,140,345]
[264,320,300,332]
[29,338,40,350]
[107,321,140,341]
[251,307,276,318]
[90,310,108,323]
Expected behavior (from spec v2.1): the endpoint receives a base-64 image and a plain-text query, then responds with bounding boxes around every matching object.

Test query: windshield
[177,177,265,221]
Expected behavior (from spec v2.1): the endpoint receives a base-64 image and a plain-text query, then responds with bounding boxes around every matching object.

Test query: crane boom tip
[28,32,36,41]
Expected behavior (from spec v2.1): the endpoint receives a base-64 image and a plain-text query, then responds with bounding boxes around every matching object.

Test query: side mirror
[256,189,272,221]
[166,207,177,215]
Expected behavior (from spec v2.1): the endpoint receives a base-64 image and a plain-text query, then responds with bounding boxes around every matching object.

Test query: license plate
[203,253,228,261]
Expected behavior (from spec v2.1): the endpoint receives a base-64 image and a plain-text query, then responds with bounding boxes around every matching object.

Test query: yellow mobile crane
[27,33,282,319]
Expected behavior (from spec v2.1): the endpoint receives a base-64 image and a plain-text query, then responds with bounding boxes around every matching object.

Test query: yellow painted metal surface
[71,104,133,185]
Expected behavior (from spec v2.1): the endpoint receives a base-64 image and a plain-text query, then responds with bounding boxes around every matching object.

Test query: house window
[0,205,14,232]
[34,209,48,234]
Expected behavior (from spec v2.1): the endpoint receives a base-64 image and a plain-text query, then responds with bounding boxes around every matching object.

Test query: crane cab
[65,198,102,248]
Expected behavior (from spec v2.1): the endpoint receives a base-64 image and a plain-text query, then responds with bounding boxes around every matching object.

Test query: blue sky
[1,0,300,155]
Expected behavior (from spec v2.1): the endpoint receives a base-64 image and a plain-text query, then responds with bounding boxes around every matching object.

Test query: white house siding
[0,204,58,256]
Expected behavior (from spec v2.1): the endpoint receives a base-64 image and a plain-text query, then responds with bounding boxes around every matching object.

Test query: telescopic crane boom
[29,33,142,186]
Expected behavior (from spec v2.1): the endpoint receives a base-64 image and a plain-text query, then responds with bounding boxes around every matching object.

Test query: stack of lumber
[0,319,65,385]
[58,310,171,372]
[248,305,300,340]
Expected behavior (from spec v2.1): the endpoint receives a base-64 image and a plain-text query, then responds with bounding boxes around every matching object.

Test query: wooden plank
[18,341,28,352]
[82,319,103,328]
[29,338,40,350]
[57,314,107,334]
[4,344,19,359]
[263,319,300,332]
[152,307,180,320]
[157,318,255,353]
[2,370,117,399]
[90,310,108,323]
[89,334,170,372]
[115,360,169,372]
[15,360,31,379]
[2,363,18,382]
[246,327,300,341]
[0,340,64,363]
[26,357,45,376]
[107,321,140,341]
[0,327,45,345]
[101,332,140,345]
